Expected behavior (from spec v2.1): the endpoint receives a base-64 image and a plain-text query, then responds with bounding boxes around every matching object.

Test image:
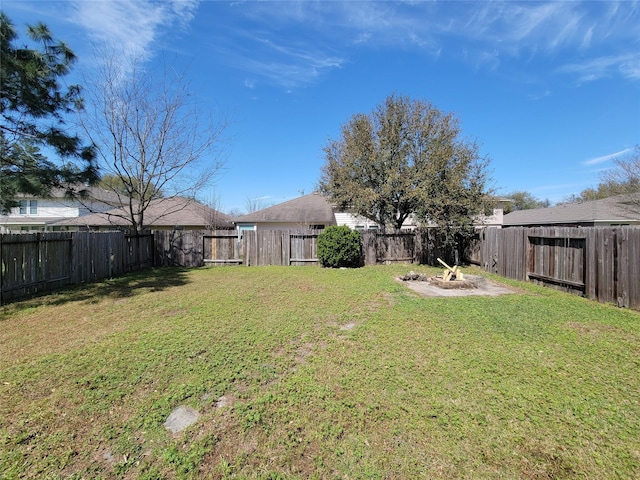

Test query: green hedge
[317,225,362,268]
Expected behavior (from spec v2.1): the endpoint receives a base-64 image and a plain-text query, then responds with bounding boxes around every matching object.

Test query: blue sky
[3,0,639,212]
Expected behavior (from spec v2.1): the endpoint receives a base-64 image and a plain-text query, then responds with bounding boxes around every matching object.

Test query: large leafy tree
[319,94,491,236]
[0,13,97,212]
[503,191,550,213]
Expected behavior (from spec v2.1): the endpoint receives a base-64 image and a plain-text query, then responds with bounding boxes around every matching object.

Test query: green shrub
[317,226,362,268]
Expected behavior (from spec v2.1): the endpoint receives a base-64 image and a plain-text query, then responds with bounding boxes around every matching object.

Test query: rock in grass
[164,405,200,434]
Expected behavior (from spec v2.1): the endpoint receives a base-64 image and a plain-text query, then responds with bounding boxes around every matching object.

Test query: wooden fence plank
[619,227,640,309]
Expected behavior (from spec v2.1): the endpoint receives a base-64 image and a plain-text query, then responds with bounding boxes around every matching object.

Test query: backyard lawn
[0,265,638,479]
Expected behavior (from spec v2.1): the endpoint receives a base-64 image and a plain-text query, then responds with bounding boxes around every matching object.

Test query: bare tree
[244,196,273,213]
[81,53,229,233]
[597,146,639,214]
[601,146,639,190]
[226,207,245,218]
[202,191,230,230]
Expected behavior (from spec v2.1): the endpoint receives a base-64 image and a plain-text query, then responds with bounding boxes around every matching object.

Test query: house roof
[50,197,234,229]
[14,185,125,205]
[503,194,640,226]
[0,216,62,226]
[234,193,337,225]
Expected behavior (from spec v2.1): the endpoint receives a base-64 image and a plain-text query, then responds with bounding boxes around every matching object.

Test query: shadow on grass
[1,267,192,312]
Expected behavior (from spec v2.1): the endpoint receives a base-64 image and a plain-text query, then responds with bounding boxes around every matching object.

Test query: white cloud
[583,148,633,166]
[70,0,199,60]
[197,1,640,89]
[527,89,551,101]
[560,53,640,82]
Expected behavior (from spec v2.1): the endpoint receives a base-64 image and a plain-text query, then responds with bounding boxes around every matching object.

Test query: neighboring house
[469,197,512,229]
[49,197,234,232]
[334,211,382,231]
[0,187,123,234]
[233,193,337,233]
[233,192,509,233]
[336,212,423,231]
[503,194,640,227]
[336,196,511,230]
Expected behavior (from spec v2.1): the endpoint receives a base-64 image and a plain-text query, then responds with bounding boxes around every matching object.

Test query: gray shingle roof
[51,197,234,229]
[15,185,125,205]
[233,193,337,225]
[503,194,640,226]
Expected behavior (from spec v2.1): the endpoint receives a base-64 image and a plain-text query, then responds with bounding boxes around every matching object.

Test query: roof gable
[234,193,336,224]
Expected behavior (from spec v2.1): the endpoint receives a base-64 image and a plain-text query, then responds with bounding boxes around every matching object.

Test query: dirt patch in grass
[565,321,638,341]
[398,275,516,297]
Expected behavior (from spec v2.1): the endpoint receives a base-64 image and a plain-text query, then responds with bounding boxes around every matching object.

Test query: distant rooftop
[234,193,337,225]
[51,197,233,229]
[503,194,640,226]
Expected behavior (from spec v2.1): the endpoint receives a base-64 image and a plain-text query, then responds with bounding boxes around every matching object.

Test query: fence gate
[363,232,415,265]
[289,233,319,265]
[204,233,242,265]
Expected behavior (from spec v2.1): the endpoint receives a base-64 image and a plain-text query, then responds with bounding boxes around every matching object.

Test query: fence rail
[470,226,640,310]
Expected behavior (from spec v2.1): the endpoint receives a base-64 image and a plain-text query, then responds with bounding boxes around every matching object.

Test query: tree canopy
[0,12,97,212]
[502,191,550,213]
[319,94,491,236]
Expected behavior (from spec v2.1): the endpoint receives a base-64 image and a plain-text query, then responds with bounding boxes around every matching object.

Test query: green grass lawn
[1,265,638,479]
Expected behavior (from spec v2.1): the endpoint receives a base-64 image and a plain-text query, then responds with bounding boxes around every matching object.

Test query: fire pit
[427,258,477,289]
[398,268,514,298]
[428,275,477,289]
[399,259,481,290]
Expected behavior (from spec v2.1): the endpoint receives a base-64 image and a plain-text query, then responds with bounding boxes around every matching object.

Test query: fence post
[0,234,3,306]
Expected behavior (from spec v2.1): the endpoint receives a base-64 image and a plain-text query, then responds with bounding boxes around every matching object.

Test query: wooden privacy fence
[1,232,154,303]
[155,230,325,267]
[154,230,425,267]
[6,227,637,309]
[469,226,640,309]
[154,230,241,267]
[362,232,415,265]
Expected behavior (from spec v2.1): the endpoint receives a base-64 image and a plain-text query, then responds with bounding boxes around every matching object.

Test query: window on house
[18,200,37,215]
[237,224,255,239]
[309,224,324,230]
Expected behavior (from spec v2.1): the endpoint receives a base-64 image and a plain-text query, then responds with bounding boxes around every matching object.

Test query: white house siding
[475,209,504,228]
[0,198,115,233]
[254,222,327,231]
[6,199,77,218]
[334,212,380,230]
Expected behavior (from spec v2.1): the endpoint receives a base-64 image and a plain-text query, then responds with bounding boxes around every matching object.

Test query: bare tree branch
[79,51,230,233]
[600,145,640,214]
